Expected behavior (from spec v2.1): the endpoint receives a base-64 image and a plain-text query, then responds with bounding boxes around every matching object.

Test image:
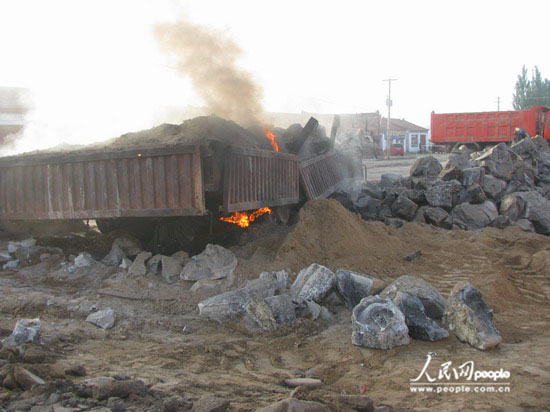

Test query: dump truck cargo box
[0,145,207,220]
[0,143,302,221]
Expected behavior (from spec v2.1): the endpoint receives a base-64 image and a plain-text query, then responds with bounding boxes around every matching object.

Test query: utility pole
[496,97,500,111]
[383,78,398,158]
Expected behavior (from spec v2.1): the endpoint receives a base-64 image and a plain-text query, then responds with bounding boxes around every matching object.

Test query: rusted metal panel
[223,146,300,213]
[299,151,344,200]
[0,145,206,220]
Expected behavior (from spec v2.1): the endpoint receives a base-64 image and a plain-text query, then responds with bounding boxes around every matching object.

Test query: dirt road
[364,154,450,181]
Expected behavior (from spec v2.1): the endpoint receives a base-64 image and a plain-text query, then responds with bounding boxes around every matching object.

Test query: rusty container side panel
[299,151,345,200]
[223,146,299,213]
[0,145,206,220]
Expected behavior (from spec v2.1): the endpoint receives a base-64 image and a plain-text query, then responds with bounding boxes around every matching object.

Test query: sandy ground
[0,199,549,411]
[364,154,450,181]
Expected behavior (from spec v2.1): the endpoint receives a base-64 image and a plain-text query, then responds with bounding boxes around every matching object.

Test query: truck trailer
[430,105,550,150]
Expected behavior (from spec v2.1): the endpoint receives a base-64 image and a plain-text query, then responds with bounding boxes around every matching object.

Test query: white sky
[1,0,549,152]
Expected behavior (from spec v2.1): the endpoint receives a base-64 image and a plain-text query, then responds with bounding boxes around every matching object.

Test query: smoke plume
[154,19,266,128]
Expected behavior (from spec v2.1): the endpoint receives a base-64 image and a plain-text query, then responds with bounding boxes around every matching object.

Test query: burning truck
[0,115,363,251]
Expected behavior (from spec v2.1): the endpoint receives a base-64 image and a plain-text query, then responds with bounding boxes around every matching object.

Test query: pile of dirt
[1,115,271,160]
[275,198,408,276]
[105,115,270,151]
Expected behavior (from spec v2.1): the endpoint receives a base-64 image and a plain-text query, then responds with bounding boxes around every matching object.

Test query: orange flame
[220,207,272,228]
[263,129,279,152]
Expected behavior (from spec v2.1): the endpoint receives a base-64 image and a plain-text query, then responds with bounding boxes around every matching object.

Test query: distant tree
[513,66,550,110]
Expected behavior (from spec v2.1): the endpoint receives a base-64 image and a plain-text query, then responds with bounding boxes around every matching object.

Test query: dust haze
[154,18,267,128]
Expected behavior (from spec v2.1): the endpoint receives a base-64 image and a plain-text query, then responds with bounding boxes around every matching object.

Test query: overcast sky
[1,0,549,151]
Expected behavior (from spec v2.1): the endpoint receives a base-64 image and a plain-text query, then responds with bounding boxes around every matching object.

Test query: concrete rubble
[86,308,116,330]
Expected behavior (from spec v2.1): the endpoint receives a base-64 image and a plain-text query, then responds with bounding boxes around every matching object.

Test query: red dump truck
[431,105,550,150]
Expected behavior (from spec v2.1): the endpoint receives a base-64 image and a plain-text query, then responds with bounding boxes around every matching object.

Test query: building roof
[376,117,428,133]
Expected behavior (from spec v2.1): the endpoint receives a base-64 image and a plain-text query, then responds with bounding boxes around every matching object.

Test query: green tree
[513,66,550,110]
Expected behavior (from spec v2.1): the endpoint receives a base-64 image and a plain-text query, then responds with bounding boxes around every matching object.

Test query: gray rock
[13,366,46,390]
[380,173,405,187]
[459,184,487,204]
[380,275,447,319]
[475,142,515,181]
[110,236,142,258]
[384,217,406,228]
[198,278,278,323]
[425,180,462,210]
[119,257,132,269]
[259,270,289,292]
[462,167,485,187]
[290,264,336,303]
[351,296,410,349]
[410,156,442,179]
[514,218,535,232]
[128,251,152,276]
[8,238,36,254]
[390,195,418,221]
[3,318,41,347]
[500,191,550,234]
[490,215,512,229]
[506,161,536,194]
[510,137,538,159]
[302,300,332,320]
[242,298,278,332]
[438,162,463,181]
[264,295,296,324]
[3,259,19,270]
[417,206,450,228]
[443,282,502,350]
[102,243,126,266]
[107,397,127,412]
[256,398,329,412]
[86,308,115,329]
[335,269,385,310]
[402,188,426,205]
[446,152,470,169]
[451,200,498,230]
[481,174,508,201]
[170,251,189,266]
[161,255,183,284]
[180,244,237,281]
[191,396,230,412]
[146,254,163,275]
[362,181,383,199]
[393,291,449,341]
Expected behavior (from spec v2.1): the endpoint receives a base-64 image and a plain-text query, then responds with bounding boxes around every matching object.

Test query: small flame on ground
[220,207,272,228]
[263,129,279,152]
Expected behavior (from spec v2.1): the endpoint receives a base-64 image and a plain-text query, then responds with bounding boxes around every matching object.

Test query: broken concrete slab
[128,251,152,276]
[443,282,502,350]
[290,264,336,303]
[451,200,498,230]
[351,296,410,350]
[86,308,115,330]
[393,291,449,341]
[335,269,385,310]
[380,275,447,319]
[180,244,237,281]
